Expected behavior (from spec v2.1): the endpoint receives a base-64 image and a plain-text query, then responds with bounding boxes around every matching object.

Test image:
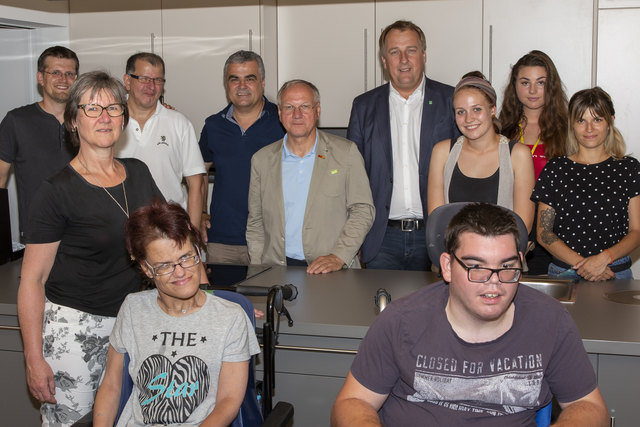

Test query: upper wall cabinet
[69,1,162,78]
[70,0,261,131]
[162,0,260,130]
[483,0,593,108]
[375,0,482,88]
[277,0,376,128]
[161,0,260,131]
[597,6,640,158]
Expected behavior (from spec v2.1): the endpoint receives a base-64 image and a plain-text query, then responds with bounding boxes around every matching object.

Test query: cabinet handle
[249,29,253,51]
[0,325,20,331]
[363,28,368,92]
[269,344,357,355]
[488,25,493,83]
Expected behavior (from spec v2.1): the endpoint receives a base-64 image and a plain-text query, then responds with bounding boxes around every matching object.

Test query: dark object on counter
[0,189,13,265]
[375,288,391,311]
[205,264,271,288]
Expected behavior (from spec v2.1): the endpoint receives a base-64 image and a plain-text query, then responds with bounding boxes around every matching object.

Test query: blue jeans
[366,225,430,271]
[548,255,633,280]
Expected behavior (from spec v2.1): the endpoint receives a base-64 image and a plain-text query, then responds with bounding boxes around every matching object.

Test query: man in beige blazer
[247,80,374,274]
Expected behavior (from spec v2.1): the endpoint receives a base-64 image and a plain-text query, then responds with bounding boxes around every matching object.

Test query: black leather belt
[388,219,424,231]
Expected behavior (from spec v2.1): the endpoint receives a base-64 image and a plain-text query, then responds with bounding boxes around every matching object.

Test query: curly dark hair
[499,50,568,159]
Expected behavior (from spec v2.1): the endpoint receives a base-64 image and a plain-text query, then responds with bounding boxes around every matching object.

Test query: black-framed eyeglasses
[451,252,522,283]
[77,103,126,118]
[128,73,166,85]
[44,70,77,80]
[144,249,201,277]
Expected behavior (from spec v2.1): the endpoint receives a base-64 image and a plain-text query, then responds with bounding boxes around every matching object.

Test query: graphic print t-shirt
[350,282,597,426]
[110,290,260,426]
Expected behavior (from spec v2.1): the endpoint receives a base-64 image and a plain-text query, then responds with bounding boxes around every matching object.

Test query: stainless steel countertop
[3,260,640,356]
[237,266,640,356]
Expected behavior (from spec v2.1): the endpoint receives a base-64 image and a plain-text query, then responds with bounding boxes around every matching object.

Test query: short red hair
[125,198,204,262]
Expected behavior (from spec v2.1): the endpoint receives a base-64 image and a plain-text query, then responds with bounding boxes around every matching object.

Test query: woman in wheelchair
[93,200,260,426]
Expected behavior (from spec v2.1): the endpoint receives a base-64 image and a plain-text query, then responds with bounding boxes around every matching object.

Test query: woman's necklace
[78,155,129,218]
[157,291,203,315]
[518,121,540,155]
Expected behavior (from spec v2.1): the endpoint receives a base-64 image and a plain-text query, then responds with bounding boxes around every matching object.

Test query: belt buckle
[401,219,417,232]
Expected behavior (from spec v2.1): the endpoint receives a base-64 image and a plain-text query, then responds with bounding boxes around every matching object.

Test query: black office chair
[426,202,529,267]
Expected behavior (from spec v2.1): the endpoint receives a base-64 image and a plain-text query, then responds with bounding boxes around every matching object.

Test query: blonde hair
[566,87,625,159]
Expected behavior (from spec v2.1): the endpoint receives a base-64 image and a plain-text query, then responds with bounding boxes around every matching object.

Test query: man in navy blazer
[347,20,459,270]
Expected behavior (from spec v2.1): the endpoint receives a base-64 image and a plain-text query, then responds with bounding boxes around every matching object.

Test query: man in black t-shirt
[332,203,608,426]
[0,46,79,240]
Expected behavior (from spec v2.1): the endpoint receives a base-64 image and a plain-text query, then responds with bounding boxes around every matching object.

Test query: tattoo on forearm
[539,208,560,246]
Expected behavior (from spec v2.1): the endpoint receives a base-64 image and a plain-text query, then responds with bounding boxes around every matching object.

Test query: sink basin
[520,278,576,303]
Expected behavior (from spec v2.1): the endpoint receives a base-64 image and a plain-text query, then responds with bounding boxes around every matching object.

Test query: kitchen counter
[0,259,21,317]
[3,260,640,425]
[4,260,639,354]
[232,265,640,356]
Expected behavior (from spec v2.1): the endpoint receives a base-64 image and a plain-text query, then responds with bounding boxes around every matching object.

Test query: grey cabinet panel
[0,350,40,424]
[270,372,345,427]
[597,354,640,426]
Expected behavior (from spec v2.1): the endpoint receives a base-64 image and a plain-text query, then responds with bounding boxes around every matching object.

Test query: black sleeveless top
[448,139,517,204]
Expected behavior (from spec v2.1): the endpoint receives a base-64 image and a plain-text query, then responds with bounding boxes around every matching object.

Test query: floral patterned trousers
[40,299,115,427]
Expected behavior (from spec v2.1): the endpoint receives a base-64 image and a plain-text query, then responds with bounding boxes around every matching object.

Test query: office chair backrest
[426,202,529,267]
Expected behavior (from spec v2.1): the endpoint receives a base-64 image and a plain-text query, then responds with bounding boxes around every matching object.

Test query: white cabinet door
[375,0,483,88]
[597,8,640,159]
[597,7,640,278]
[277,0,376,127]
[483,0,593,108]
[161,0,260,130]
[0,28,33,241]
[69,1,162,77]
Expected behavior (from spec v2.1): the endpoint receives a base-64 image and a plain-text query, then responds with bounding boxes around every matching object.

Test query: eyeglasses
[128,73,166,85]
[280,104,317,115]
[44,70,77,80]
[144,253,201,277]
[77,103,126,118]
[451,252,522,283]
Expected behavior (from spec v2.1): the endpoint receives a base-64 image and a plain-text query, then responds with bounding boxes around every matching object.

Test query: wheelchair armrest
[263,401,294,427]
[71,410,93,427]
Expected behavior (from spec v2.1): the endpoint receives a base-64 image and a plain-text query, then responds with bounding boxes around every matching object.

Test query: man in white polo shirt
[116,52,205,227]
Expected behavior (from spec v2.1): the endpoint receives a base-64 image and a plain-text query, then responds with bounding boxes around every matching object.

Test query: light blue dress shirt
[282,134,317,260]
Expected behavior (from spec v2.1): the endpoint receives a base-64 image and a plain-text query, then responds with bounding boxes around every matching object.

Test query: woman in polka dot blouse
[531,87,640,281]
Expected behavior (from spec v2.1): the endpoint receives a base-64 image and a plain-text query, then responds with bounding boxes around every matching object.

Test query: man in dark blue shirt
[199,50,284,264]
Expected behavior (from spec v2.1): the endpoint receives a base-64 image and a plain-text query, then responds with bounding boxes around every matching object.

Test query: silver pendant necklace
[78,155,129,218]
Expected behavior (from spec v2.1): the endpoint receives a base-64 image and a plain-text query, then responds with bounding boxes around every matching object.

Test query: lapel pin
[330,169,338,175]
[318,154,325,159]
